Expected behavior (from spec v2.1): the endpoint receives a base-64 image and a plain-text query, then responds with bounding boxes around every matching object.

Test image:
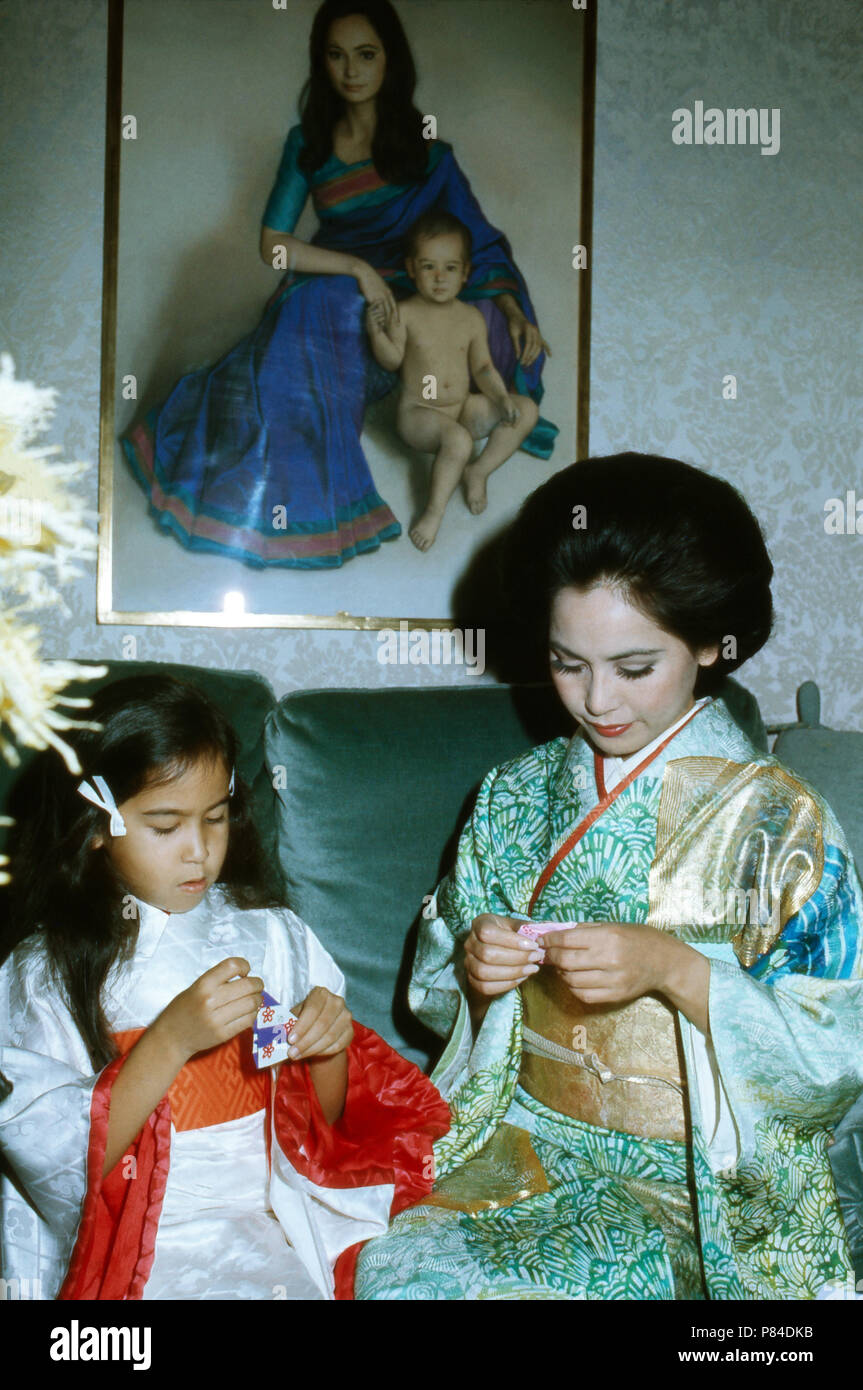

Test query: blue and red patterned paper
[252,990,298,1069]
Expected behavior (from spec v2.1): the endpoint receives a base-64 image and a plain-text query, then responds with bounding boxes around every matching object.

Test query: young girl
[0,676,447,1300]
[354,452,863,1301]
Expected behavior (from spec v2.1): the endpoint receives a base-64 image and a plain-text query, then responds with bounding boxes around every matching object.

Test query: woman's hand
[464,914,544,1001]
[155,957,264,1065]
[288,986,353,1060]
[353,261,399,323]
[496,294,551,368]
[542,923,711,1033]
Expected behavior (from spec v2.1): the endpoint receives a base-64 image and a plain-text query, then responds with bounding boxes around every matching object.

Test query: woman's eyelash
[152,816,227,837]
[550,658,655,681]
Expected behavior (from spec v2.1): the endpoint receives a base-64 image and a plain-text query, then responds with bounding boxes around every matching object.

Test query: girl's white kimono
[0,886,447,1300]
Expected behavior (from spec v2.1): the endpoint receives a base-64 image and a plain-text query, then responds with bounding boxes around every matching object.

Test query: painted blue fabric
[122,131,557,570]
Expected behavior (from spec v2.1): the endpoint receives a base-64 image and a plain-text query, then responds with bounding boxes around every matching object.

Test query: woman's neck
[339,101,377,146]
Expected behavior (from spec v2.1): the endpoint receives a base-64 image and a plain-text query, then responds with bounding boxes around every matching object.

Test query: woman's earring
[229,767,235,795]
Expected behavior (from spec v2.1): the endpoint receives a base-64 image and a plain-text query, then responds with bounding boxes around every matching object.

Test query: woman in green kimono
[354,452,863,1300]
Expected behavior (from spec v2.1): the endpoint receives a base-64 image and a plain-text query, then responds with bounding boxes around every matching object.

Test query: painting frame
[97,0,596,630]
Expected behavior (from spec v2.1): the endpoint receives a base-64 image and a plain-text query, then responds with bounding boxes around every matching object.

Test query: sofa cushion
[265,677,766,1069]
[772,726,863,872]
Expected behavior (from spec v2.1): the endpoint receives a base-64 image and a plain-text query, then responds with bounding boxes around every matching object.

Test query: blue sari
[122,129,558,569]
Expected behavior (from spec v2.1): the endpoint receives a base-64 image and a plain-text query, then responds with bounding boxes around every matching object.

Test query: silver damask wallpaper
[1,0,860,724]
[589,0,862,728]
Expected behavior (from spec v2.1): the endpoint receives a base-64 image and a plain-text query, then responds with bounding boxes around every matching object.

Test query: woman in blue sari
[122,0,557,570]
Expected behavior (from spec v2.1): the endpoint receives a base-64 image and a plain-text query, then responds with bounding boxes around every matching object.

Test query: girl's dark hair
[505,452,774,696]
[299,0,427,183]
[5,676,286,1070]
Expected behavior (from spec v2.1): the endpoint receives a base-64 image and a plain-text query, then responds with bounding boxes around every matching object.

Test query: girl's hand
[288,986,353,1060]
[157,957,264,1064]
[354,262,399,323]
[464,913,544,999]
[498,393,521,426]
[498,299,551,368]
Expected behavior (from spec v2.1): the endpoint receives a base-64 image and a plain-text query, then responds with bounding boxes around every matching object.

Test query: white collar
[132,896,174,958]
[600,696,712,792]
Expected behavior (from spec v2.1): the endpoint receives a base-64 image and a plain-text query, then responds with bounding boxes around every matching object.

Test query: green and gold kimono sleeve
[649,756,863,1297]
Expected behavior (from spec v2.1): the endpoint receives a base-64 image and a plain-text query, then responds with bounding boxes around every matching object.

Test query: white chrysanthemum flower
[0,352,57,443]
[0,617,106,773]
[0,355,107,796]
[0,353,99,612]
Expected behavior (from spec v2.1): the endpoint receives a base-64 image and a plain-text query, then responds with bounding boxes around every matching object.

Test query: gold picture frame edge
[97,0,597,632]
[96,0,124,628]
[95,608,472,631]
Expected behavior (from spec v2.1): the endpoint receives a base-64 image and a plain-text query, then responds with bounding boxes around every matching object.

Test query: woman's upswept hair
[299,0,427,182]
[4,676,285,1070]
[505,452,774,696]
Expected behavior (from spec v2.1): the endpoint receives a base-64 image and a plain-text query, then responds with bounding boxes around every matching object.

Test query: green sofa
[1,662,861,1278]
[1,660,769,1068]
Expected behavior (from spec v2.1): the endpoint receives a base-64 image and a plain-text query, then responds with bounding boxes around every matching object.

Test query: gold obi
[519,967,688,1142]
[515,758,827,1145]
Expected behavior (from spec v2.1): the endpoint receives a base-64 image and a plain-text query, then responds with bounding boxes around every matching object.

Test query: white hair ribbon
[77,775,127,837]
[229,767,235,795]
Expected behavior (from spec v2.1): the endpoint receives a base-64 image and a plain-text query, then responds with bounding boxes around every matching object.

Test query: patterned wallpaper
[589,0,863,729]
[2,0,861,726]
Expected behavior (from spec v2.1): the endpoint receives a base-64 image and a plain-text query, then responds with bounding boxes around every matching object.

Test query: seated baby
[365,211,539,551]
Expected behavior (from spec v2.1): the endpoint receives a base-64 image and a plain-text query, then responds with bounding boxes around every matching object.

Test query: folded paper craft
[516,920,554,960]
[253,990,298,1068]
[516,919,580,962]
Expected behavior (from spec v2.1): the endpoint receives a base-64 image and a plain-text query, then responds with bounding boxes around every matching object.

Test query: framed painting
[97,0,595,628]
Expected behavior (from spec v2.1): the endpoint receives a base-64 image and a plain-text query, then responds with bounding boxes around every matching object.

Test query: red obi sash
[112,1028,268,1132]
[58,1023,450,1300]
